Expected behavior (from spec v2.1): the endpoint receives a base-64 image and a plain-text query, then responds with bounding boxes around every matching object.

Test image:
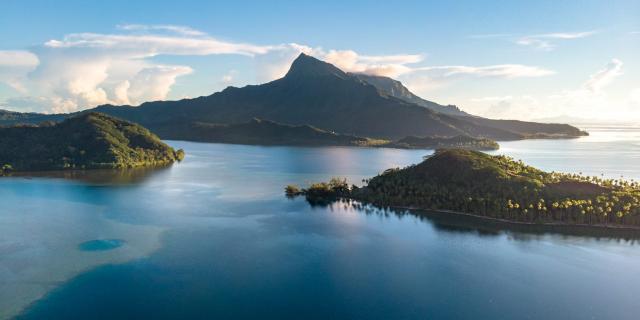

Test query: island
[390,135,499,151]
[286,149,640,229]
[163,117,500,150]
[0,112,184,172]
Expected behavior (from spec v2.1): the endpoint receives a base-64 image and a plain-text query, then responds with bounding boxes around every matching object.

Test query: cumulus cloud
[0,25,276,112]
[253,43,424,81]
[516,31,596,51]
[0,50,39,92]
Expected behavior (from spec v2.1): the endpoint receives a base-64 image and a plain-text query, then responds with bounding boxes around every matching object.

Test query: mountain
[89,53,522,140]
[0,112,184,171]
[292,149,640,228]
[167,118,376,146]
[350,73,587,139]
[351,73,470,116]
[0,53,586,141]
[164,118,500,150]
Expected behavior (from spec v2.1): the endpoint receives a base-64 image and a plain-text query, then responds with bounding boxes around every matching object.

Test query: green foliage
[392,135,500,150]
[295,149,640,228]
[285,185,302,197]
[288,177,352,204]
[0,112,184,171]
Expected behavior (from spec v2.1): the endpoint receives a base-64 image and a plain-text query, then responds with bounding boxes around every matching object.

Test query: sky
[0,0,638,123]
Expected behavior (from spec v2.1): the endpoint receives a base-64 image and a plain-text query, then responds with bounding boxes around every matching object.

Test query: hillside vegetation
[392,135,499,150]
[0,112,184,171]
[288,149,640,228]
[162,118,499,150]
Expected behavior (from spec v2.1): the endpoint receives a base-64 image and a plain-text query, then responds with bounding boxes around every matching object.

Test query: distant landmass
[162,117,500,150]
[288,149,640,229]
[0,113,184,172]
[169,118,376,146]
[0,54,586,144]
[393,135,499,150]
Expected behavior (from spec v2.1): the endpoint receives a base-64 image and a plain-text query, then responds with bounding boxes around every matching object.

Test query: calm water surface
[2,126,640,319]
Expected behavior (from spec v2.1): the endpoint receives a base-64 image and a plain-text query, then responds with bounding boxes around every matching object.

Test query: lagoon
[2,126,640,319]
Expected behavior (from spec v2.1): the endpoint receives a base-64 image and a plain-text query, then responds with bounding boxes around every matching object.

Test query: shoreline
[348,201,640,232]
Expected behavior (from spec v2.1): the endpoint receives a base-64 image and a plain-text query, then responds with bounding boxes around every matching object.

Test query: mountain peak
[284,53,347,79]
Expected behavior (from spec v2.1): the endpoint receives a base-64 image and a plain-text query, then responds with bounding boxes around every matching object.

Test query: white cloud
[253,44,425,81]
[0,50,40,92]
[116,24,207,36]
[584,59,623,92]
[220,70,237,86]
[535,31,597,39]
[415,64,555,78]
[517,31,596,51]
[468,33,512,39]
[1,25,276,112]
[44,32,273,57]
[466,59,628,121]
[126,65,193,104]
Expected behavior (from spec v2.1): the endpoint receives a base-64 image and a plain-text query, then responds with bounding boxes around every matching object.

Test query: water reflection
[305,199,640,243]
[5,165,172,185]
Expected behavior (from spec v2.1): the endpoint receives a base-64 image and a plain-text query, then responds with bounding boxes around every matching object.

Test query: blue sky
[1,0,638,122]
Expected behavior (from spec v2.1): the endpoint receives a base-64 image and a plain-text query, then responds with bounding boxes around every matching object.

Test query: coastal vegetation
[287,149,640,228]
[164,117,500,150]
[0,112,184,172]
[391,135,499,150]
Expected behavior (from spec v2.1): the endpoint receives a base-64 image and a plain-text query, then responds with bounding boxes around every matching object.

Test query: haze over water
[2,126,640,319]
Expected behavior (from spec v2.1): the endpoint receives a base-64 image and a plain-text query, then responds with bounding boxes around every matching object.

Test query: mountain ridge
[0,53,586,141]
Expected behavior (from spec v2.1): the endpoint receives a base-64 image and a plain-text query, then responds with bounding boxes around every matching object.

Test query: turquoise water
[2,126,640,319]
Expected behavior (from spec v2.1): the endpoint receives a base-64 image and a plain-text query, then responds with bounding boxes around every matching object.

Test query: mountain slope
[166,118,375,146]
[0,112,184,171]
[351,73,470,116]
[89,53,522,140]
[350,74,587,138]
[0,53,585,141]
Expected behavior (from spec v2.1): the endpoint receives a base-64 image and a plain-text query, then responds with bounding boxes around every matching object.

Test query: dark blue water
[78,239,125,251]
[2,127,640,319]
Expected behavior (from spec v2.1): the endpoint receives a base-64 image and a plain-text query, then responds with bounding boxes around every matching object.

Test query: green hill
[162,118,499,150]
[0,112,184,172]
[166,118,378,146]
[393,135,499,150]
[289,149,640,228]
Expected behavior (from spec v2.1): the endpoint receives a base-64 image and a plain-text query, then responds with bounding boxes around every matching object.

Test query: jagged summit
[284,53,347,79]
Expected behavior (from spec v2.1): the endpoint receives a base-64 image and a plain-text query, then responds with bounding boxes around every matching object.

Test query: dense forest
[0,112,184,171]
[160,117,500,150]
[287,149,640,228]
[391,135,499,150]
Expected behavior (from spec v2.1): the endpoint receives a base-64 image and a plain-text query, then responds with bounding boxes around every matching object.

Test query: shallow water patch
[78,239,125,251]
